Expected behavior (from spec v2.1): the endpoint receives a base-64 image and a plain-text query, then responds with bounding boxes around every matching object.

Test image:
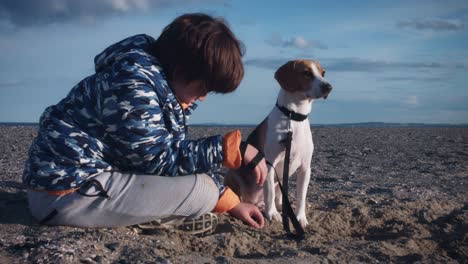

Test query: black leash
[277,103,307,239]
[265,158,305,241]
[280,126,305,240]
[244,152,305,240]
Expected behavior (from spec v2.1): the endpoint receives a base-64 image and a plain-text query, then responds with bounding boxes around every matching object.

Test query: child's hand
[242,144,267,186]
[228,202,265,229]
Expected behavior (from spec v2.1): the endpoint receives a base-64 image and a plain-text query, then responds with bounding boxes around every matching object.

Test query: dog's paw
[265,209,282,222]
[296,214,309,228]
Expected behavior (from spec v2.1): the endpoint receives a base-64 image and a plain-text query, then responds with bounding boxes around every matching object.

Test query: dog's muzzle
[321,83,333,99]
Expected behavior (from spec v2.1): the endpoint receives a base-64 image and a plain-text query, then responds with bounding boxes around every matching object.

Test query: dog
[224,59,333,228]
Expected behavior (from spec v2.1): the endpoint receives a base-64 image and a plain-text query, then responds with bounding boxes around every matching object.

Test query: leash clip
[287,113,292,132]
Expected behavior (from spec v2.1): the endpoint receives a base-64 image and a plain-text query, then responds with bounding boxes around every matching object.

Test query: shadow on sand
[0,181,35,226]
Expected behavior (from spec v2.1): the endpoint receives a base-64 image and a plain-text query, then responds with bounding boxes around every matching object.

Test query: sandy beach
[0,125,466,263]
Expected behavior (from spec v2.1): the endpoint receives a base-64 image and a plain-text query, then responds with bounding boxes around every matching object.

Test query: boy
[23,13,266,234]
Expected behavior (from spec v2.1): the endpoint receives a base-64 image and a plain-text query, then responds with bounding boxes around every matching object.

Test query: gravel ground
[0,125,467,263]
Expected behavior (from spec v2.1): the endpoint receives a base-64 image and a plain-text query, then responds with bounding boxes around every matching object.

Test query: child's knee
[196,174,219,208]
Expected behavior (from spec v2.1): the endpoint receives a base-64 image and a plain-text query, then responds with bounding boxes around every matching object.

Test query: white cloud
[286,36,309,49]
[110,0,151,12]
[397,19,464,31]
[405,95,419,107]
[266,34,327,50]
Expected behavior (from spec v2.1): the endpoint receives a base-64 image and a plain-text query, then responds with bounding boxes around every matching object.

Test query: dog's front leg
[273,160,284,210]
[264,166,282,222]
[295,164,311,228]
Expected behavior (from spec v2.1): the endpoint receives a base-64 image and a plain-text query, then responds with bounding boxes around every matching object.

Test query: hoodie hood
[94,34,156,73]
[93,34,198,115]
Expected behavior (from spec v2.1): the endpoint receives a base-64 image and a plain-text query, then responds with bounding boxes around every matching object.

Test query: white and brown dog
[225,59,332,228]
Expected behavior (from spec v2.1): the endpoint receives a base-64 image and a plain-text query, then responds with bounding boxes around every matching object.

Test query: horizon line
[1,121,467,128]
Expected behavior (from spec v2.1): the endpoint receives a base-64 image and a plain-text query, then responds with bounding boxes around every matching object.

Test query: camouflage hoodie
[22,34,226,194]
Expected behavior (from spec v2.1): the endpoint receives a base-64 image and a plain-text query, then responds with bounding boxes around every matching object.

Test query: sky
[0,0,467,125]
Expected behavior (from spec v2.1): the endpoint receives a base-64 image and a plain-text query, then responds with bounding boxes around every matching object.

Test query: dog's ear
[274,61,301,92]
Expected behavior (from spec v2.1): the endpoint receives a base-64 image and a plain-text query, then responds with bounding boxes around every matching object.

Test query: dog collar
[275,102,309,122]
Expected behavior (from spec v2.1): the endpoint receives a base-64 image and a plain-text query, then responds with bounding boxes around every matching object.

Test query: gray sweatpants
[27,172,219,228]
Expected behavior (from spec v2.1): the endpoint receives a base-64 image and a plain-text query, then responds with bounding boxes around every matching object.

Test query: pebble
[94,255,105,264]
[362,147,372,155]
[105,242,119,251]
[80,257,96,264]
[215,256,230,264]
[155,256,172,264]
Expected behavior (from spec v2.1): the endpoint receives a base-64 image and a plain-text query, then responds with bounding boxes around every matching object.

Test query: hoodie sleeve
[100,51,225,178]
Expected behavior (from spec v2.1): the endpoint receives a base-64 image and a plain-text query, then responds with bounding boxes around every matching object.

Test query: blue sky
[0,0,467,124]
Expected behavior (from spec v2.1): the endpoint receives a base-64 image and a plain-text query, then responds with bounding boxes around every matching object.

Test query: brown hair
[153,13,245,94]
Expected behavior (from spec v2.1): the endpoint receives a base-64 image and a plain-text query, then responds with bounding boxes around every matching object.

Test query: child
[23,13,266,234]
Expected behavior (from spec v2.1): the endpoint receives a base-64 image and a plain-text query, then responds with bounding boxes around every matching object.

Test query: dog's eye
[304,71,314,79]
